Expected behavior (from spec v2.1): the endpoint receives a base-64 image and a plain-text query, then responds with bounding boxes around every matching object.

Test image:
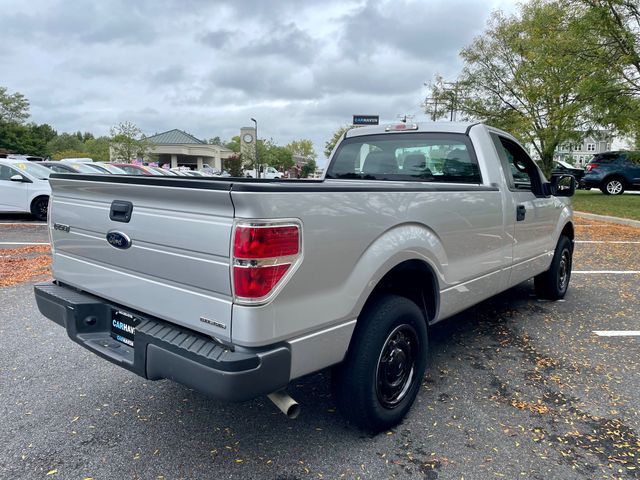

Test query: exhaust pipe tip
[267,391,300,419]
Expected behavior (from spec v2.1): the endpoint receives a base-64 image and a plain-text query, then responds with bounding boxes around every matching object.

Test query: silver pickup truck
[35,122,576,432]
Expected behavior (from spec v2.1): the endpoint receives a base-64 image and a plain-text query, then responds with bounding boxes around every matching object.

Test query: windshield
[326,133,481,183]
[13,162,52,180]
[67,163,102,173]
[99,164,126,174]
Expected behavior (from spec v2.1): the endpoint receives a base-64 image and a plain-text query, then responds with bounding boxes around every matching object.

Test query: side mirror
[10,174,29,183]
[548,174,576,197]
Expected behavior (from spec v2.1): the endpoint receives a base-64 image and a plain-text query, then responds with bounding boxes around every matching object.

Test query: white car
[244,166,283,179]
[0,159,52,220]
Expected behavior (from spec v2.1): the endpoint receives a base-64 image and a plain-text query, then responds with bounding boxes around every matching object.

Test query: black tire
[534,235,573,300]
[30,196,49,221]
[332,294,428,432]
[600,177,625,195]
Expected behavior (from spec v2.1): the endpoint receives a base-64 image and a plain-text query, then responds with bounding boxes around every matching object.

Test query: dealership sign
[352,115,379,126]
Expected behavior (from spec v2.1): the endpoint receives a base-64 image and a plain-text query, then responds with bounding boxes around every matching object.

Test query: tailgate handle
[110,201,133,223]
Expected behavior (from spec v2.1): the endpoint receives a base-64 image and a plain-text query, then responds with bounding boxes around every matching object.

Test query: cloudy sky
[2,0,518,163]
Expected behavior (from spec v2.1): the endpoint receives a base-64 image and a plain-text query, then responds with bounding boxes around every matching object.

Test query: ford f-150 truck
[35,122,576,432]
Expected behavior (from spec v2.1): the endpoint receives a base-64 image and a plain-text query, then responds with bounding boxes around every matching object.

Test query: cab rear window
[326,133,481,183]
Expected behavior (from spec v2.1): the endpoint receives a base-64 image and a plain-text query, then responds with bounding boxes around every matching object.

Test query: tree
[224,136,241,153]
[52,150,91,161]
[0,86,30,124]
[300,159,317,178]
[576,0,640,94]
[256,140,294,171]
[286,139,317,160]
[324,126,356,159]
[426,1,630,175]
[224,154,243,177]
[47,133,83,155]
[208,136,223,146]
[0,122,56,156]
[84,136,110,162]
[109,121,152,162]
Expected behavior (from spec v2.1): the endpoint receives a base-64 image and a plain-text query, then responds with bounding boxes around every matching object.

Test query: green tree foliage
[576,0,639,93]
[300,159,318,178]
[259,141,294,171]
[52,150,91,161]
[109,121,152,162]
[47,132,83,154]
[224,136,241,153]
[324,126,356,159]
[425,1,631,174]
[84,136,110,162]
[0,86,30,124]
[207,136,223,146]
[286,139,317,160]
[0,122,51,156]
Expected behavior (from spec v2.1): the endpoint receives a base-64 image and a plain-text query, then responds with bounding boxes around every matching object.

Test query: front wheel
[30,196,49,221]
[534,235,573,300]
[332,294,428,432]
[601,178,625,195]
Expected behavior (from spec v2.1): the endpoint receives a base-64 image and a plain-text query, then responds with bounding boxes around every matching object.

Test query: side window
[492,135,544,194]
[0,165,19,181]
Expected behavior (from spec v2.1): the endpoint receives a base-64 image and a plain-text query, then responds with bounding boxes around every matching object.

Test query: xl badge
[106,231,132,250]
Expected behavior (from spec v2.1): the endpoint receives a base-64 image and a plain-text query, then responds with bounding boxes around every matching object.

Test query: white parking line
[0,223,47,226]
[0,242,50,245]
[575,240,640,244]
[593,331,640,337]
[573,270,640,274]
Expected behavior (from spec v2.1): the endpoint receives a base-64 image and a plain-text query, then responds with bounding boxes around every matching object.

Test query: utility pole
[251,117,258,179]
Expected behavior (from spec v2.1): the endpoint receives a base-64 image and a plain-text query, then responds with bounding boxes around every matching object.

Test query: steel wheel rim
[607,180,622,194]
[558,249,570,292]
[375,324,418,409]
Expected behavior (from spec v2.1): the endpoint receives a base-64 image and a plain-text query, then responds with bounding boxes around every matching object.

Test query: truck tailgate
[48,175,234,341]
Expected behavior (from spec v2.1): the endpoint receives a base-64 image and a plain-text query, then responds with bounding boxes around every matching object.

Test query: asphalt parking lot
[1,216,638,479]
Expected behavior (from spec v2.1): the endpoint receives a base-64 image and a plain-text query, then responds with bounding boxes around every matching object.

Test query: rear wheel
[30,196,49,221]
[534,235,573,300]
[332,294,428,432]
[601,177,625,195]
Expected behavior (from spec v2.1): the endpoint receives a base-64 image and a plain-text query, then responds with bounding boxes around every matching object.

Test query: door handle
[110,200,133,223]
[516,204,526,222]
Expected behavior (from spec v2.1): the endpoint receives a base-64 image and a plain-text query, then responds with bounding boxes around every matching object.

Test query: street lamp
[250,117,258,179]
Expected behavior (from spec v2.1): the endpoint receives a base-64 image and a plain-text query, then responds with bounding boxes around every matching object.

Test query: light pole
[250,117,258,179]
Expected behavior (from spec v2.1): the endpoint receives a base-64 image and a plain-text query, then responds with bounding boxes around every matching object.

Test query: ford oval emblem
[106,231,132,250]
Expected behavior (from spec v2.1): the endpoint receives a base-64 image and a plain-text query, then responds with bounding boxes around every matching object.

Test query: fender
[344,222,447,322]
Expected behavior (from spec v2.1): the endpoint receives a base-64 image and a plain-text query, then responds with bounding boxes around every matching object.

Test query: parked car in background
[4,154,46,162]
[581,151,640,195]
[108,163,155,176]
[41,161,109,175]
[60,157,94,163]
[145,166,177,176]
[551,160,585,185]
[40,162,79,174]
[94,163,127,174]
[0,159,51,220]
[244,165,283,179]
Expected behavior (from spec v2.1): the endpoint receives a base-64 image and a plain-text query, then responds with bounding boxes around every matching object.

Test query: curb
[574,211,640,228]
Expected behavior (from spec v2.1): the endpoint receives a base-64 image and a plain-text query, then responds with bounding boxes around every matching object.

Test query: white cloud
[1,0,521,164]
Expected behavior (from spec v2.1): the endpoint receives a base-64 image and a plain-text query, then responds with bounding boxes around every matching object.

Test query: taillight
[586,163,599,172]
[232,221,302,304]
